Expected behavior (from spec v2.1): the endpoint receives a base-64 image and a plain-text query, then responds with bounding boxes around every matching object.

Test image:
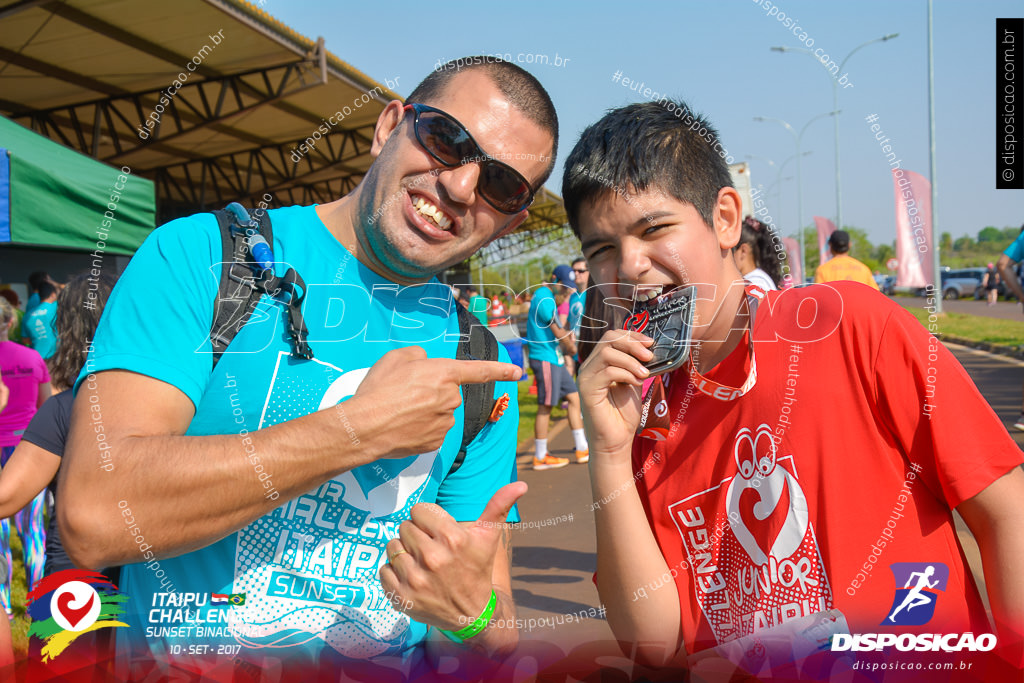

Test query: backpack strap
[448,301,500,476]
[209,203,313,371]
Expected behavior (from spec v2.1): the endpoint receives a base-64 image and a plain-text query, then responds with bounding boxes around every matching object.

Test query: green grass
[9,529,29,658]
[516,372,538,446]
[900,304,1024,347]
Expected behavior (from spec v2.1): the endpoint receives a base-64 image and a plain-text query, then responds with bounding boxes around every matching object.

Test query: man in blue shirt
[22,281,58,359]
[60,58,558,679]
[526,265,590,470]
[566,257,589,375]
[997,223,1024,430]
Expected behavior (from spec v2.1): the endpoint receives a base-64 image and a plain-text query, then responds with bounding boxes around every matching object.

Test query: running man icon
[888,565,939,623]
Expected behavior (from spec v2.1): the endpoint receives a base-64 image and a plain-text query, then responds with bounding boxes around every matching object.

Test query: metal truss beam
[153,125,374,215]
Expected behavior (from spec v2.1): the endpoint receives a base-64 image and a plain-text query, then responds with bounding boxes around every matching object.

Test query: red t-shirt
[632,282,1022,654]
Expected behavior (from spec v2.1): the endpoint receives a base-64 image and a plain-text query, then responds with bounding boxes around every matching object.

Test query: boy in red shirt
[565,102,1024,677]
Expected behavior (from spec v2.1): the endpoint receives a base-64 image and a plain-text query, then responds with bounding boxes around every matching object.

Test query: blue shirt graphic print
[78,205,520,667]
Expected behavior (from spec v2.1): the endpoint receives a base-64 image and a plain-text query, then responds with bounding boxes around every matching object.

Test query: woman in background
[0,273,115,580]
[732,216,784,292]
[0,297,50,615]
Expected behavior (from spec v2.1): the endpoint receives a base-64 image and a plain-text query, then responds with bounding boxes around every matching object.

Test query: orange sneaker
[533,454,570,471]
[575,450,590,464]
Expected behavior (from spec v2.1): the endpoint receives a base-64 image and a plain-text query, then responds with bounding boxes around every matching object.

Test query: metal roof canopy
[0,0,566,248]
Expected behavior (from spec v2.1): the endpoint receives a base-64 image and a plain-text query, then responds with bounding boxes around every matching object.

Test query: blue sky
[270,0,1020,246]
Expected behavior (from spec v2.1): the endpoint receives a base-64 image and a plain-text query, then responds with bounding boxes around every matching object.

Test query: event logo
[624,310,650,333]
[27,569,129,662]
[884,562,948,626]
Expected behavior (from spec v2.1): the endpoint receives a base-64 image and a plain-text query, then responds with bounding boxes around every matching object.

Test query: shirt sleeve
[435,343,521,523]
[536,292,556,326]
[73,214,220,410]
[20,391,71,457]
[873,303,1024,508]
[1004,233,1024,263]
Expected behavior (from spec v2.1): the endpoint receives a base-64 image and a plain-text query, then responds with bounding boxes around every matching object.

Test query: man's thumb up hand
[474,482,528,536]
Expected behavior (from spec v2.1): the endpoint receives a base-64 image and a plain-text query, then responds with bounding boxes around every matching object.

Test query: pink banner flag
[782,237,802,286]
[814,216,837,265]
[892,169,933,288]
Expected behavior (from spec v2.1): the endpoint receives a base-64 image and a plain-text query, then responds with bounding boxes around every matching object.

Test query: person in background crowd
[22,281,59,360]
[467,285,489,325]
[0,273,116,575]
[526,265,589,470]
[996,223,1024,429]
[983,262,1000,306]
[24,272,49,315]
[0,297,51,616]
[733,216,783,291]
[813,230,879,289]
[0,292,23,345]
[564,257,589,376]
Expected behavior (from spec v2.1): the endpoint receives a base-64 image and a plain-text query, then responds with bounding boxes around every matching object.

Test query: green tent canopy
[0,115,154,255]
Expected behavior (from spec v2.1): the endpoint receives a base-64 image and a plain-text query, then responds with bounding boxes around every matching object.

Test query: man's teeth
[413,197,452,230]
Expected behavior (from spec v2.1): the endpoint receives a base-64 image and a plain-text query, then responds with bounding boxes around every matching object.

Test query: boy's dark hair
[572,256,586,267]
[406,57,559,188]
[737,216,784,287]
[562,101,733,235]
[38,281,58,300]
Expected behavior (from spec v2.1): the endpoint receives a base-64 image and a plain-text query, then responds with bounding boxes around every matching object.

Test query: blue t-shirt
[525,286,562,364]
[22,301,57,359]
[567,291,586,362]
[567,291,585,337]
[78,205,520,672]
[1004,232,1024,263]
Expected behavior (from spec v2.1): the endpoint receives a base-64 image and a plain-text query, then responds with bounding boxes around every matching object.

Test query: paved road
[508,343,1024,664]
[897,294,1024,322]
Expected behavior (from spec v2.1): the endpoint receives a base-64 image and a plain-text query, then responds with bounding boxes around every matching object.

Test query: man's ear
[714,186,743,250]
[370,100,407,158]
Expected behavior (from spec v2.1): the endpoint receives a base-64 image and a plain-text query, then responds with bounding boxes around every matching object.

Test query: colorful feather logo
[26,569,129,662]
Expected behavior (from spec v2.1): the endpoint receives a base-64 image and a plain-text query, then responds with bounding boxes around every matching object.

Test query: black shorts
[530,359,578,406]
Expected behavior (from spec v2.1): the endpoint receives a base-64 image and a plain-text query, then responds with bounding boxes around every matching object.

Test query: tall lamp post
[754,112,839,279]
[771,33,899,231]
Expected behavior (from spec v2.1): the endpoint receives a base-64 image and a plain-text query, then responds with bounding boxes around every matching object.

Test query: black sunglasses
[402,103,535,214]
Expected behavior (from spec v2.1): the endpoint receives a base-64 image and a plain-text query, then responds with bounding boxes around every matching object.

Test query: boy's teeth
[636,286,664,302]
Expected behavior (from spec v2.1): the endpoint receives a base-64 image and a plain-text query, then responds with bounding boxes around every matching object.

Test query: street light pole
[772,33,899,231]
[748,152,809,229]
[927,1,941,314]
[754,112,838,280]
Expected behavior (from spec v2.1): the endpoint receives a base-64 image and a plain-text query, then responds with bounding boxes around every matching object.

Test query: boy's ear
[714,186,743,251]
